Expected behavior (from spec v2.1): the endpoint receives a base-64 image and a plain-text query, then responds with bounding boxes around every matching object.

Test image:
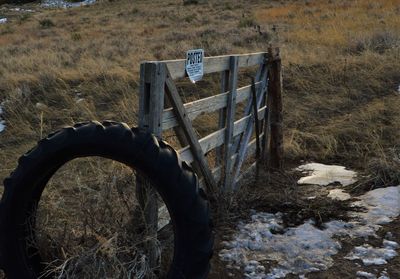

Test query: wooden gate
[136,47,283,268]
[138,47,283,194]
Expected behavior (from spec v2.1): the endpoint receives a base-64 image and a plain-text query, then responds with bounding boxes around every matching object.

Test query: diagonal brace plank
[164,65,218,195]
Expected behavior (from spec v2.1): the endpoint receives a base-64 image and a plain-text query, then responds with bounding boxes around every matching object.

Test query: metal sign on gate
[185,49,204,83]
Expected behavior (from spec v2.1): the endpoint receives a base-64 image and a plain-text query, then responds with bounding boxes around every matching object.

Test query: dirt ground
[209,169,399,279]
[304,217,400,279]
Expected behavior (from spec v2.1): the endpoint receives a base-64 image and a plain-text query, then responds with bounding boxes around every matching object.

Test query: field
[0,0,399,278]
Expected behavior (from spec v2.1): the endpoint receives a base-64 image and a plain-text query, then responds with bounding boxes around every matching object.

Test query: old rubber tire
[0,121,213,279]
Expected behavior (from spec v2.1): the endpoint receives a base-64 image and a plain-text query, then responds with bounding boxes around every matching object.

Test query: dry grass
[0,0,399,277]
[31,158,172,278]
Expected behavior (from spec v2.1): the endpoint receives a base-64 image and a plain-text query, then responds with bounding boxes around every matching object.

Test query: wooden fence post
[137,61,166,274]
[268,48,284,169]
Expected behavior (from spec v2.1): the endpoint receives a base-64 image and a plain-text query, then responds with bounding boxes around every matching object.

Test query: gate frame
[137,47,283,269]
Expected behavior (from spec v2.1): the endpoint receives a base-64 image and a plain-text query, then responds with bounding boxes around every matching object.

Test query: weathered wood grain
[223,56,239,192]
[136,61,165,270]
[164,66,218,195]
[232,65,268,190]
[216,70,230,170]
[178,106,266,163]
[198,132,264,189]
[147,52,266,80]
[162,82,261,130]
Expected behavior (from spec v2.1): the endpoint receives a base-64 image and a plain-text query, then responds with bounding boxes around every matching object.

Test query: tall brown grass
[0,0,399,277]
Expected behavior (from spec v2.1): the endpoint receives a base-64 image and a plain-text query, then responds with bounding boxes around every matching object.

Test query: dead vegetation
[33,158,172,278]
[0,0,399,278]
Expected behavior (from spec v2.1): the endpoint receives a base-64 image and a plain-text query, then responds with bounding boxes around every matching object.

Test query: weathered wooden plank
[152,64,166,136]
[233,133,264,185]
[216,70,230,169]
[251,77,261,159]
[136,61,166,271]
[261,87,271,162]
[232,59,268,153]
[198,132,263,189]
[178,106,266,163]
[164,91,204,181]
[232,66,268,190]
[223,56,239,192]
[164,66,218,195]
[162,82,261,130]
[148,52,266,80]
[138,63,147,129]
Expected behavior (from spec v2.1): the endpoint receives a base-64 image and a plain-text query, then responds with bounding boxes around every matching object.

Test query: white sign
[185,49,204,83]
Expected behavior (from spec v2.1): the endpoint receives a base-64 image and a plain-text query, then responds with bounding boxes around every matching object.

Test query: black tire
[0,121,213,279]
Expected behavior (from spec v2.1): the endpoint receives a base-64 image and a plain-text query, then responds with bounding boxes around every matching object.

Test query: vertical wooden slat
[148,63,166,136]
[232,58,266,153]
[251,77,261,159]
[216,70,230,169]
[261,76,271,163]
[223,56,239,192]
[268,48,284,169]
[231,66,268,190]
[138,63,148,129]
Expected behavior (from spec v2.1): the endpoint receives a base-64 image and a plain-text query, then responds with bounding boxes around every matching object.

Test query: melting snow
[355,186,400,228]
[41,0,96,8]
[219,186,400,278]
[0,18,7,24]
[9,8,35,12]
[328,189,351,201]
[346,240,399,266]
[296,163,357,186]
[357,271,377,279]
[0,104,5,133]
[356,270,391,279]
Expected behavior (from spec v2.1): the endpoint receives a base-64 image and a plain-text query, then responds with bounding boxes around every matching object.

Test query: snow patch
[296,163,357,186]
[360,187,400,223]
[345,240,398,266]
[357,271,376,279]
[378,270,390,279]
[41,0,96,8]
[9,7,35,12]
[219,213,342,278]
[0,18,7,24]
[219,186,400,278]
[328,189,351,200]
[0,104,5,133]
[356,270,391,279]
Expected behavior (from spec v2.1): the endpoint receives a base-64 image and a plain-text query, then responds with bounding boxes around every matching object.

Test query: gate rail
[138,47,283,195]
